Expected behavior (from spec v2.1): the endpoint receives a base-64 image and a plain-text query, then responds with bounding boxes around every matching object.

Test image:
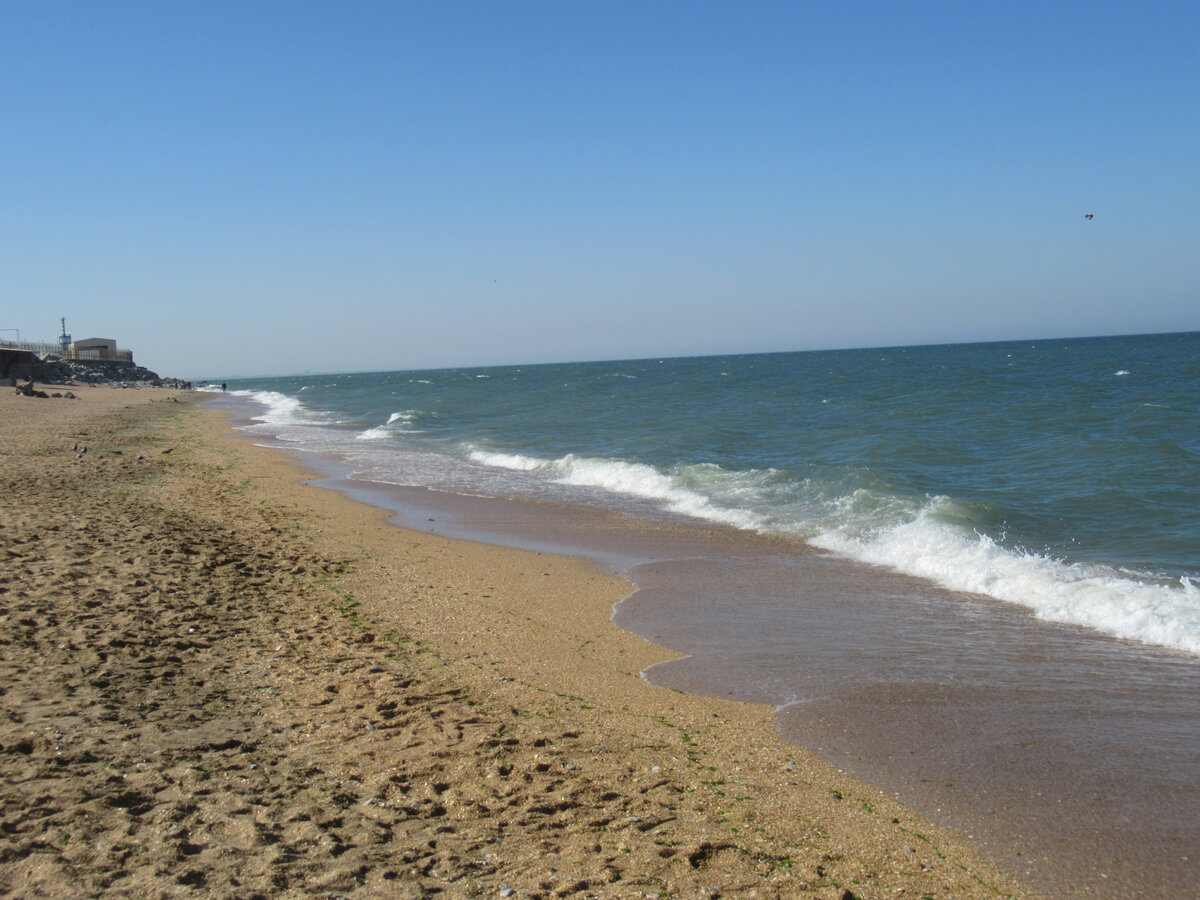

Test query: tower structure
[59,318,71,355]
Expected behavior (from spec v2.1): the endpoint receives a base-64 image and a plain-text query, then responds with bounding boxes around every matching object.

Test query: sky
[3,1,1198,379]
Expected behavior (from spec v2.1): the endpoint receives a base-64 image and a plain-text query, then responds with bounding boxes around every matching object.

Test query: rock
[28,354,192,389]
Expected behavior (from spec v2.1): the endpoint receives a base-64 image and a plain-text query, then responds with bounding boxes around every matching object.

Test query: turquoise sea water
[223,331,1199,655]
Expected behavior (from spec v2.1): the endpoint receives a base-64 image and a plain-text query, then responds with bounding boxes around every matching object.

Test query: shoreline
[1,386,1035,898]
[230,394,1200,899]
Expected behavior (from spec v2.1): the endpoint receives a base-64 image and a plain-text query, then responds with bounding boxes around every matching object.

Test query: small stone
[499,889,516,898]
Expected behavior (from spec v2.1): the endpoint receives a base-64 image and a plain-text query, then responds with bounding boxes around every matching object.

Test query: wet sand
[621,557,1200,899]
[0,386,1037,898]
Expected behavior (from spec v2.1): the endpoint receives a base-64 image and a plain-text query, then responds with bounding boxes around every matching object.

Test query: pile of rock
[31,355,191,390]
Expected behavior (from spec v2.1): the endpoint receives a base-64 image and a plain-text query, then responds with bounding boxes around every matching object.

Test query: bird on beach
[1085,212,1095,219]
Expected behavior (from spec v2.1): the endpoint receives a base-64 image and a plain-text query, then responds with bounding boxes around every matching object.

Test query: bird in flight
[1085,213,1095,219]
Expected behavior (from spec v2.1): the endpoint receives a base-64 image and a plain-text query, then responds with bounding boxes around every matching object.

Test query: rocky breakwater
[31,355,191,389]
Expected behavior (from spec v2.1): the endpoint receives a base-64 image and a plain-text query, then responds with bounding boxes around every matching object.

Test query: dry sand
[0,386,1041,899]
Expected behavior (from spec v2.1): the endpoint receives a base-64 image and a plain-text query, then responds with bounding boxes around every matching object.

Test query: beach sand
[0,386,1039,899]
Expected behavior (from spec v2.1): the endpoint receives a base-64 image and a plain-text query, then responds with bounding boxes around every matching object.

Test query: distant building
[0,332,135,364]
[71,337,134,363]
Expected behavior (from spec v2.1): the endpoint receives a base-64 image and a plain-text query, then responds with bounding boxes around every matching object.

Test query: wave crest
[471,446,1200,654]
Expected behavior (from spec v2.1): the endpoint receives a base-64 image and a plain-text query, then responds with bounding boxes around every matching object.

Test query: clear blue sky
[3,1,1197,379]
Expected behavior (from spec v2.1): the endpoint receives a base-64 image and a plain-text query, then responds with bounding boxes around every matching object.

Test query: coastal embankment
[0,386,1036,898]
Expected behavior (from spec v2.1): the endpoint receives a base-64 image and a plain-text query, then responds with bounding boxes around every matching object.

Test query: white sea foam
[1115,370,1131,376]
[237,390,311,426]
[472,445,1200,653]
[469,449,547,472]
[811,501,1200,655]
[354,410,421,440]
[469,449,765,530]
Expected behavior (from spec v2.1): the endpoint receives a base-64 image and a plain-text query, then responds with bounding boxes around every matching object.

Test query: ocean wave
[469,449,765,530]
[235,390,314,426]
[470,445,1200,654]
[355,410,421,440]
[468,449,547,472]
[811,502,1200,655]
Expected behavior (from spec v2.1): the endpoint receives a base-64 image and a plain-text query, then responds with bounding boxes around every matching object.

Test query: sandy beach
[0,386,1039,899]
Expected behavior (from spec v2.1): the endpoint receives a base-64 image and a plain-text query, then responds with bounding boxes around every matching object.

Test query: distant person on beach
[221,383,227,391]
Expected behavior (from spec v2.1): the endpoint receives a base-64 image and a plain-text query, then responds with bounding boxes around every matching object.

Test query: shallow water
[617,552,1200,897]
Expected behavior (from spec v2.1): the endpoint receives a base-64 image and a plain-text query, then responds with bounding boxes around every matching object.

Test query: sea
[213,331,1199,898]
